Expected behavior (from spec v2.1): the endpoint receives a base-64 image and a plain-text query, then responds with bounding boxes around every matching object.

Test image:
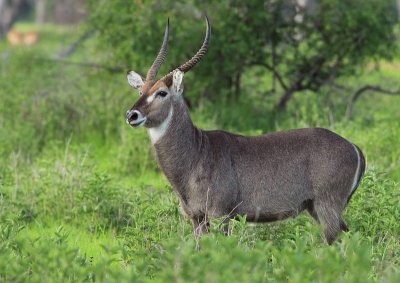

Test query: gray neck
[151,100,206,198]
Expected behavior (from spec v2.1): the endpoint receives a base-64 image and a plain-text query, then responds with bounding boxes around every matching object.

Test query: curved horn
[162,16,211,82]
[146,18,170,82]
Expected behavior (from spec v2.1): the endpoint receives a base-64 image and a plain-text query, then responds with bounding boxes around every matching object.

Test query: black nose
[126,109,142,123]
[130,112,138,120]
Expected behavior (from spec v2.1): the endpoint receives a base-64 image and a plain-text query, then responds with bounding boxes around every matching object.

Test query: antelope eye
[156,91,168,97]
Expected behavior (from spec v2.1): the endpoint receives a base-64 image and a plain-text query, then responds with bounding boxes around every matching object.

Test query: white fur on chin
[148,107,173,144]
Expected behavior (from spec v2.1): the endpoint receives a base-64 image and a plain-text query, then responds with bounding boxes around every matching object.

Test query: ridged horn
[162,16,211,83]
[146,18,170,82]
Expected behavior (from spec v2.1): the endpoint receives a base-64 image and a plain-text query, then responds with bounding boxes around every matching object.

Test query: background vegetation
[1,0,400,282]
[88,0,398,107]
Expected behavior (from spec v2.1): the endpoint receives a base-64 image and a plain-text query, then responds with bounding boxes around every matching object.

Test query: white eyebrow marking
[146,87,168,103]
[146,93,156,103]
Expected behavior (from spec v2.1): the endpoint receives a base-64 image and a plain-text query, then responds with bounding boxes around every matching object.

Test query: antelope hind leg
[191,216,209,238]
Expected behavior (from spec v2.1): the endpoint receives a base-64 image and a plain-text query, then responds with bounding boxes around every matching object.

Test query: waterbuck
[125,17,365,244]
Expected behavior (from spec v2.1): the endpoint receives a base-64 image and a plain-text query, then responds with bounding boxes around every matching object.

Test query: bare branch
[58,31,95,59]
[249,61,288,91]
[347,85,400,118]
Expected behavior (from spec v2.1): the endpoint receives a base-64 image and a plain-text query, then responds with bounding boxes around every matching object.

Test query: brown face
[126,80,174,128]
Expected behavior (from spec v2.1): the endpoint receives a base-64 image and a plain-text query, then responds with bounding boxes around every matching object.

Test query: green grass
[0,24,400,282]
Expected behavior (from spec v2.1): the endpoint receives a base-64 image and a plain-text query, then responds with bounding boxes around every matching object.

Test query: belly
[239,199,312,223]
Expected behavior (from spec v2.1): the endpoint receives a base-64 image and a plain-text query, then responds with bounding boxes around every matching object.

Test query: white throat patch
[148,107,173,144]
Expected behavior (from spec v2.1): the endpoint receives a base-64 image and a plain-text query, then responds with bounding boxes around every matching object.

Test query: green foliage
[0,20,400,282]
[87,0,398,104]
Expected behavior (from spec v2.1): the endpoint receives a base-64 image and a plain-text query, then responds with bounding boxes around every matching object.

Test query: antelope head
[125,16,211,129]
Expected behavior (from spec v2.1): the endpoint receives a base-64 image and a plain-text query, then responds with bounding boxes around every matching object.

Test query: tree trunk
[275,87,296,109]
[0,0,24,39]
[36,0,46,25]
[271,34,277,93]
[51,0,86,24]
[234,71,241,98]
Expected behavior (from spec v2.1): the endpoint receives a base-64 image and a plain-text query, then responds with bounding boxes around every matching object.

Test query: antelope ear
[172,70,184,95]
[127,70,144,89]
